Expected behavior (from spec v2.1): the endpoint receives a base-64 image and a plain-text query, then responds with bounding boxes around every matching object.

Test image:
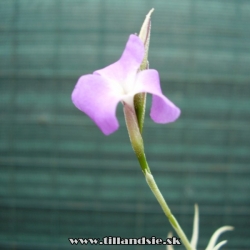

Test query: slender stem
[123,103,194,250]
[145,171,194,250]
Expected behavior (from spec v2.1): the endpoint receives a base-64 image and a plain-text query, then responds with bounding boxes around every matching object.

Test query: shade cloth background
[0,0,250,249]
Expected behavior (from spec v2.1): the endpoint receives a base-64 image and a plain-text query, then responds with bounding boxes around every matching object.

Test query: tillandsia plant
[71,9,233,250]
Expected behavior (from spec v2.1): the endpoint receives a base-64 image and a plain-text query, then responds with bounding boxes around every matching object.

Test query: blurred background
[0,0,250,249]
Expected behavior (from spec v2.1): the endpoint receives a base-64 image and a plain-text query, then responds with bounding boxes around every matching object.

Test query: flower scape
[71,9,233,250]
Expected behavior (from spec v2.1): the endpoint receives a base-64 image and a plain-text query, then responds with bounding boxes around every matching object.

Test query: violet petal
[72,74,121,135]
[94,34,144,93]
[134,69,181,123]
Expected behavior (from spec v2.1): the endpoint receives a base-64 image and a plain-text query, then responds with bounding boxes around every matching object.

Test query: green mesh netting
[0,1,250,249]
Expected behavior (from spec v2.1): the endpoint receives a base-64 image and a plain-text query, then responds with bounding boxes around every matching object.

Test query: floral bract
[72,34,180,135]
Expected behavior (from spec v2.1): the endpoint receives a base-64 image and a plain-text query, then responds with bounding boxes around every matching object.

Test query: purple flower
[72,34,180,135]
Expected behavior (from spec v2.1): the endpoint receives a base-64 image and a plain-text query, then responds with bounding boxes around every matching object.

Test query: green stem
[145,171,194,250]
[123,102,194,250]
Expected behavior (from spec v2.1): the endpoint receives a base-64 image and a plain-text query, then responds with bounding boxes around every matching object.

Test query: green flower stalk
[71,7,234,250]
[123,10,193,249]
[123,9,233,250]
